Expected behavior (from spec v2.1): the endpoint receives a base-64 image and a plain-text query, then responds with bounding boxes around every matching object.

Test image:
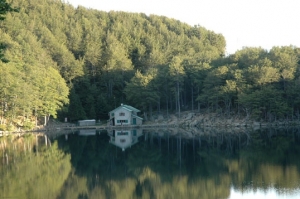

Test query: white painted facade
[108,104,143,126]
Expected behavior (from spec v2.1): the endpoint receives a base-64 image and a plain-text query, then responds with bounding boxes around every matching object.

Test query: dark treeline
[0,0,300,129]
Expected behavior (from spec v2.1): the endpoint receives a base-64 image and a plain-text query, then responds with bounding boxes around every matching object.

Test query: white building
[108,104,143,126]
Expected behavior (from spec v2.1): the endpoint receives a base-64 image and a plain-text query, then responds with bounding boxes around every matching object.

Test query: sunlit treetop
[0,0,18,20]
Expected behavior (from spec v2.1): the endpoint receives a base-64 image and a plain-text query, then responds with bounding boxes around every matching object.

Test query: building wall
[115,131,132,149]
[114,108,132,125]
[134,117,143,125]
[78,120,96,126]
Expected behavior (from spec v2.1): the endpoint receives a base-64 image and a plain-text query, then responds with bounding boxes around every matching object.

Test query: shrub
[23,120,35,130]
[0,124,6,131]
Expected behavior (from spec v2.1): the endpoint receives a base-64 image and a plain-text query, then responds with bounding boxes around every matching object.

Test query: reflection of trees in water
[230,127,300,192]
[54,127,300,198]
[116,128,300,198]
[0,134,71,199]
[2,128,300,199]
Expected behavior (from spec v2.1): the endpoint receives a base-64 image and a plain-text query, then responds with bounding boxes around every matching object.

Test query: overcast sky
[66,0,300,54]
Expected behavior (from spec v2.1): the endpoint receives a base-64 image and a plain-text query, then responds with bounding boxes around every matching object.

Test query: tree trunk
[197,87,200,112]
[177,81,180,118]
[191,85,194,112]
[44,115,47,126]
[166,95,169,119]
[44,114,50,126]
[143,112,148,121]
[149,103,153,120]
[157,98,160,114]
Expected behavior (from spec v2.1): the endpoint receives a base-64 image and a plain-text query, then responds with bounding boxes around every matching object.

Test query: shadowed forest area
[1,0,300,131]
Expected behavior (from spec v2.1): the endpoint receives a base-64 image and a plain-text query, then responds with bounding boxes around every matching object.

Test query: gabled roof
[109,138,138,151]
[108,130,143,151]
[122,104,140,112]
[109,104,140,114]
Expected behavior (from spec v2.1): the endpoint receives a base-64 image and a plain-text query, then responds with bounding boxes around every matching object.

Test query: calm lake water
[1,127,300,199]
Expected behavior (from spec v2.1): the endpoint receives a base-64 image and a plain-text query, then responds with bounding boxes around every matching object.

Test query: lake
[1,127,300,199]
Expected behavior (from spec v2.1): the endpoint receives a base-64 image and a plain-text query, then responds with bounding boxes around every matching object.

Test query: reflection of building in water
[108,129,143,151]
[78,129,96,136]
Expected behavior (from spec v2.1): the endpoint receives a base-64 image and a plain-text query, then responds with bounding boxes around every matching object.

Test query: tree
[67,86,86,122]
[125,69,160,119]
[0,0,18,62]
[169,56,185,118]
[0,0,17,21]
[101,33,134,98]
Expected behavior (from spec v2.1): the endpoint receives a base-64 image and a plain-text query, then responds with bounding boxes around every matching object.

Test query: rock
[186,113,195,120]
[253,122,260,126]
[158,115,164,121]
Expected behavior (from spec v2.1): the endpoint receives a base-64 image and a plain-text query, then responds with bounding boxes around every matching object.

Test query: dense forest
[0,0,300,130]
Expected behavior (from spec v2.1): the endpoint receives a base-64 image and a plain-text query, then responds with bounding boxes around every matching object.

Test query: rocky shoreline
[1,111,300,135]
[145,112,300,128]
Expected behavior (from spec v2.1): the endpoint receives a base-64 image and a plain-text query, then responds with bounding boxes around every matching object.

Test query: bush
[6,124,15,132]
[23,120,35,130]
[0,124,6,131]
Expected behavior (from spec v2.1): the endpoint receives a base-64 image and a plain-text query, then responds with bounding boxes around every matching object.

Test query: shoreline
[1,111,300,135]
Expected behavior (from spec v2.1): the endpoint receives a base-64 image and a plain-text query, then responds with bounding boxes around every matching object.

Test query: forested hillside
[0,0,300,130]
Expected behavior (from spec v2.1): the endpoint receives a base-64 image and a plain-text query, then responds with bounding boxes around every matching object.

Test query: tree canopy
[0,0,299,128]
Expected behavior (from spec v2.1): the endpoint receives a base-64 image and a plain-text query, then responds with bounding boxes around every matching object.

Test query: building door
[133,118,136,125]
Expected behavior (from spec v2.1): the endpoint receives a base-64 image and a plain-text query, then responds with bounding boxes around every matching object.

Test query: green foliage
[0,0,18,21]
[67,86,86,121]
[0,0,18,62]
[125,69,160,110]
[0,124,5,130]
[0,0,299,123]
[0,43,9,62]
[55,129,300,198]
[6,123,14,131]
[0,139,71,199]
[1,0,226,122]
[22,119,35,130]
[2,129,300,199]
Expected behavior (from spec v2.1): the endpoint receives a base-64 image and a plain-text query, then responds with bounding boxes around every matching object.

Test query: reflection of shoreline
[43,124,300,140]
[78,129,96,136]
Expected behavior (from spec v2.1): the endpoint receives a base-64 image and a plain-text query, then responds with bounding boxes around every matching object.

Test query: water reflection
[108,129,143,151]
[1,127,300,199]
[78,129,97,136]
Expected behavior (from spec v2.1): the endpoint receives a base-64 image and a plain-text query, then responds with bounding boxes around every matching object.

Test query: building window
[117,132,129,135]
[119,112,125,116]
[111,113,114,117]
[117,120,128,124]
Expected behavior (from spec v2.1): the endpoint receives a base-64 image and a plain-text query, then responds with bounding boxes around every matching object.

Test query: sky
[66,0,300,54]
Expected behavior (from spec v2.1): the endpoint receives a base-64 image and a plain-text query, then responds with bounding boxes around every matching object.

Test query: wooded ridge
[0,0,300,131]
